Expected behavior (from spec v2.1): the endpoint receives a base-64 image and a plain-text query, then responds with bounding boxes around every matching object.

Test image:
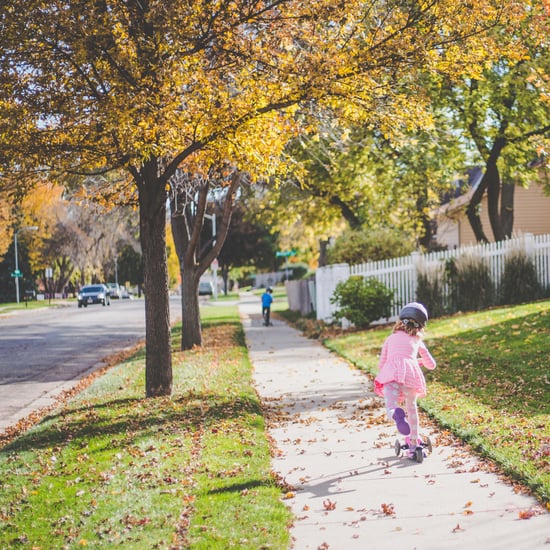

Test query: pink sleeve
[418,342,436,370]
[378,339,389,370]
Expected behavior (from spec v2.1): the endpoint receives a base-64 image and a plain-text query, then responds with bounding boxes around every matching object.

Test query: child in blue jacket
[261,287,273,326]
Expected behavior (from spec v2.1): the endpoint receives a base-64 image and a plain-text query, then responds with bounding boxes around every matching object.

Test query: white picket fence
[315,233,550,323]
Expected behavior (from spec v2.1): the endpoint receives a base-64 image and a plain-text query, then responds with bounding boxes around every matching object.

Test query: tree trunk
[484,137,508,242]
[170,202,203,350]
[138,159,172,397]
[220,264,230,294]
[170,170,241,350]
[486,161,505,242]
[500,181,515,238]
[466,173,490,243]
[181,267,202,349]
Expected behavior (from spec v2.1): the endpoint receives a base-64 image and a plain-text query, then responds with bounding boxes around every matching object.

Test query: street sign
[276,250,297,258]
[11,269,22,278]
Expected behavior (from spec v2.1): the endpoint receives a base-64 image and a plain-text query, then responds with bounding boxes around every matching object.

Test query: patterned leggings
[383,382,419,446]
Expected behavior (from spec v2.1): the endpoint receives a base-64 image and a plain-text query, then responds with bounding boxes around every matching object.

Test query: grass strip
[0,305,291,548]
[323,299,550,506]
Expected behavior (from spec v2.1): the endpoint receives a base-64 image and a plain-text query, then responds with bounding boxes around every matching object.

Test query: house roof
[435,166,484,219]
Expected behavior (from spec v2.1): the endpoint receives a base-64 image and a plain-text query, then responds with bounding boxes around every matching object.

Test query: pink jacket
[374,330,436,398]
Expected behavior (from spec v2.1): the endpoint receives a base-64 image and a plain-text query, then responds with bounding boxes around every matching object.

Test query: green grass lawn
[0,305,292,549]
[0,299,69,313]
[323,299,550,506]
[1,293,547,549]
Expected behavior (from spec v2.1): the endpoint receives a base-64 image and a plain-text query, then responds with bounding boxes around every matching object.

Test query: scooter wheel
[415,447,424,463]
[394,439,402,457]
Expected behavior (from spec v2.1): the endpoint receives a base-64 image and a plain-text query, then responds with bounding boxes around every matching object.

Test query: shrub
[443,257,459,313]
[416,265,446,318]
[453,253,494,312]
[499,250,542,305]
[330,276,394,328]
[326,227,415,265]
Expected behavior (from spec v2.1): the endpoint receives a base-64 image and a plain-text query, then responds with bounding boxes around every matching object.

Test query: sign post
[13,226,38,303]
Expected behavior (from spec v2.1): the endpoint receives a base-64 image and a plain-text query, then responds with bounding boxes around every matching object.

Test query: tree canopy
[0,0,530,396]
[438,1,550,242]
[246,104,471,266]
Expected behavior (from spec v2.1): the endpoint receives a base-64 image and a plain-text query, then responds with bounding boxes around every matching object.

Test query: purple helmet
[399,302,428,326]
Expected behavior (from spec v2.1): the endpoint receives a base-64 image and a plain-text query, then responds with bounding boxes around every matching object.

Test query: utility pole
[13,226,38,303]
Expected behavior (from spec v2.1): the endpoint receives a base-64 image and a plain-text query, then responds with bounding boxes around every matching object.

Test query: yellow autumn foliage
[0,0,535,193]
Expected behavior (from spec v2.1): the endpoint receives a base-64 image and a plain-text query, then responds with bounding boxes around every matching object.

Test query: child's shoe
[392,407,410,435]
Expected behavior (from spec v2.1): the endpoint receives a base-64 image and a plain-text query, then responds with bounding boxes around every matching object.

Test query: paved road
[0,297,181,433]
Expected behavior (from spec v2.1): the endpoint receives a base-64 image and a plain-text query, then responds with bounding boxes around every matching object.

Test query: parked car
[198,281,214,295]
[106,282,121,299]
[77,284,111,308]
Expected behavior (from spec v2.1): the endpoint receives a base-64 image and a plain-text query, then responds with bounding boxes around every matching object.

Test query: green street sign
[276,250,297,258]
[11,269,22,278]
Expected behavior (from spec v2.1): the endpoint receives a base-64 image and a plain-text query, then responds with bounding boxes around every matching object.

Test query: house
[434,167,550,248]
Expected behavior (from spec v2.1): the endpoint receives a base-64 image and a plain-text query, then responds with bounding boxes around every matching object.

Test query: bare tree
[169,167,242,349]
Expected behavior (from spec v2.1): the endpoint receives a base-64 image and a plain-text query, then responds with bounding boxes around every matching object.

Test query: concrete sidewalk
[238,295,549,550]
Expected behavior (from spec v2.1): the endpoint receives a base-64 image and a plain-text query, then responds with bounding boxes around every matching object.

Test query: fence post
[410,251,421,303]
[524,233,535,256]
[315,263,350,322]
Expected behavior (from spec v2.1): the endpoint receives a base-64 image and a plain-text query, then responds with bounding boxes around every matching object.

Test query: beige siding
[513,184,550,235]
[435,218,460,248]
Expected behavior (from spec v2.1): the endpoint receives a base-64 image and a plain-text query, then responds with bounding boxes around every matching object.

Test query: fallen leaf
[323,499,337,511]
[518,509,536,520]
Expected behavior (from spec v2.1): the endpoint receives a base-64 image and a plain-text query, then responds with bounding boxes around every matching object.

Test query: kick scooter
[394,436,433,463]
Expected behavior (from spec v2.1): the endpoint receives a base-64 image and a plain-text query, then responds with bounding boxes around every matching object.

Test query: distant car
[120,286,133,299]
[78,284,111,308]
[198,281,214,295]
[106,282,121,299]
